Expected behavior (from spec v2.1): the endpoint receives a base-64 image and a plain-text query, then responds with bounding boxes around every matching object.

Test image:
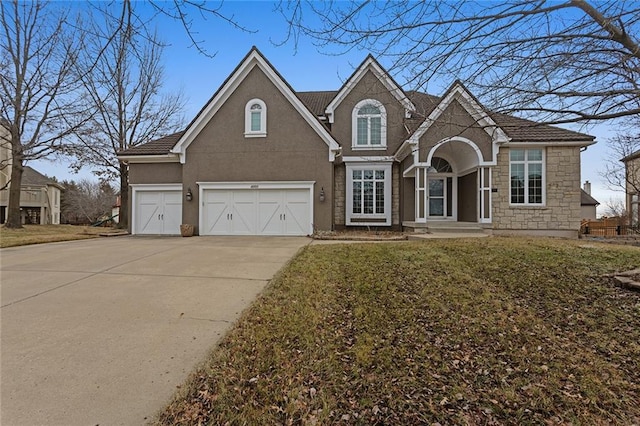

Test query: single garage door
[134,190,182,235]
[201,188,311,236]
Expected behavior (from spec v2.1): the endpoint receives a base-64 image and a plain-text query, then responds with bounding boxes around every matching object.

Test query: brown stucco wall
[331,71,409,157]
[182,66,334,233]
[492,146,582,237]
[128,162,183,184]
[458,171,477,222]
[418,100,493,165]
[403,176,416,222]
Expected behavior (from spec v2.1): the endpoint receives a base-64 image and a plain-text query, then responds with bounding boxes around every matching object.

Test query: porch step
[427,222,486,234]
[403,221,488,235]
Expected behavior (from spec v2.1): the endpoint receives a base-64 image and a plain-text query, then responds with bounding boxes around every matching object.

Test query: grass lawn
[0,224,123,248]
[157,238,640,425]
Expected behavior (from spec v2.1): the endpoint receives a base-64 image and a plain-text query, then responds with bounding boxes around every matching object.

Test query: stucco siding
[458,172,477,222]
[581,205,597,221]
[128,163,183,184]
[418,100,494,165]
[331,71,409,157]
[492,146,582,236]
[182,66,333,232]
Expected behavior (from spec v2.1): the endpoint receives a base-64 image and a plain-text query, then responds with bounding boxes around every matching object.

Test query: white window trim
[346,163,392,225]
[244,98,267,138]
[352,99,387,150]
[509,148,546,206]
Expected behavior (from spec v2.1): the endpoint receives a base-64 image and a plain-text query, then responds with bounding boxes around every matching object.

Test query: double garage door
[201,187,312,236]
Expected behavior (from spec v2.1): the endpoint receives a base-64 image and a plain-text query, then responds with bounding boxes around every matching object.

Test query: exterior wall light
[319,187,325,202]
[186,188,193,202]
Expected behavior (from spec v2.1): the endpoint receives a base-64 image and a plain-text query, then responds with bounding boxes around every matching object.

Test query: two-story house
[1,127,62,225]
[118,47,595,237]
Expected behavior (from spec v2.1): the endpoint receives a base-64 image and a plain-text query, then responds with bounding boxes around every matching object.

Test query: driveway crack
[181,316,232,324]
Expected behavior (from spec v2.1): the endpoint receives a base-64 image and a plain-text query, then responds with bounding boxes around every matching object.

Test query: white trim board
[325,56,415,124]
[170,48,340,163]
[130,184,183,235]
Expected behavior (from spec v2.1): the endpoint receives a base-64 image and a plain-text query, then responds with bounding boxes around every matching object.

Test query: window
[245,99,266,137]
[510,148,544,205]
[346,163,392,225]
[352,99,386,149]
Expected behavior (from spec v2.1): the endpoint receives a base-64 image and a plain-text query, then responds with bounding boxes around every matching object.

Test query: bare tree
[602,130,640,195]
[603,124,640,224]
[603,197,627,220]
[70,2,185,229]
[0,1,87,228]
[278,0,640,125]
[61,179,116,224]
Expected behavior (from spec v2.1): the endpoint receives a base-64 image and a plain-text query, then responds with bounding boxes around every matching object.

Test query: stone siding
[334,164,345,226]
[492,146,581,236]
[392,163,400,225]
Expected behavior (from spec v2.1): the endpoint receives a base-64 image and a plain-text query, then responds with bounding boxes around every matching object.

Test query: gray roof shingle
[22,166,63,188]
[118,132,184,156]
[122,88,594,157]
[581,189,600,206]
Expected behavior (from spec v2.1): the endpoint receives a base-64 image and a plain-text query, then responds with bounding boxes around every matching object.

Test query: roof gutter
[117,153,180,164]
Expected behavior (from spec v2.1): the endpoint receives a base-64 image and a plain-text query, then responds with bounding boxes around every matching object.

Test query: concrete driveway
[0,235,310,425]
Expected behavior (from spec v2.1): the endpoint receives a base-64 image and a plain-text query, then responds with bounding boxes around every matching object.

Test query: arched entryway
[414,137,492,224]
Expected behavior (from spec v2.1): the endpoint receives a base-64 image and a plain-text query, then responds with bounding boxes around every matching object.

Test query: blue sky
[32,1,616,214]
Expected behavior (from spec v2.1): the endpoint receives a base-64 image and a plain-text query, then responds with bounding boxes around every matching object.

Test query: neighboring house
[621,150,640,225]
[580,181,599,221]
[0,128,63,225]
[118,47,595,237]
[0,166,63,225]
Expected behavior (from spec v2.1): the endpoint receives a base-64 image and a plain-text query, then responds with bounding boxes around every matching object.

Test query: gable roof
[22,166,63,189]
[169,47,340,163]
[324,55,416,123]
[581,189,600,206]
[121,50,595,159]
[407,81,511,145]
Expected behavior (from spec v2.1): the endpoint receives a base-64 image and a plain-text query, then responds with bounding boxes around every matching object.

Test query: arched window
[352,99,386,149]
[245,99,267,137]
[431,157,453,173]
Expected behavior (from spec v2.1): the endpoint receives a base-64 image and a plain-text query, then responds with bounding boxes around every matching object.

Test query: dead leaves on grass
[157,240,640,425]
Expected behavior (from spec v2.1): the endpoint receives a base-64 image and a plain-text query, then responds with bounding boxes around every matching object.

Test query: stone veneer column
[392,163,400,225]
[334,165,345,226]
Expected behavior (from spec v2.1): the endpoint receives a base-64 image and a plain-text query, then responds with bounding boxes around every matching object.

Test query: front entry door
[428,178,446,218]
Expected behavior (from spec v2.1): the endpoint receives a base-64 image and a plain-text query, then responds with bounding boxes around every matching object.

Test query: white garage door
[134,190,182,235]
[201,188,311,236]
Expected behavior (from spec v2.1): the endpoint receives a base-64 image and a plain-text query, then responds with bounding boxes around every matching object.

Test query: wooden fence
[580,218,640,236]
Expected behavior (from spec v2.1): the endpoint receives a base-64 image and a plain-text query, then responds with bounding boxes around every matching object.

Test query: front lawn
[157,238,640,425]
[0,224,122,248]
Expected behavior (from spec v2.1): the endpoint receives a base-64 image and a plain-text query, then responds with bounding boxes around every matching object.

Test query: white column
[479,167,492,223]
[415,167,427,222]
